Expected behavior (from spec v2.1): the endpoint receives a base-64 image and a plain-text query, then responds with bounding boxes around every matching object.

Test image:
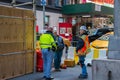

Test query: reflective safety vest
[77,35,90,55]
[39,33,56,49]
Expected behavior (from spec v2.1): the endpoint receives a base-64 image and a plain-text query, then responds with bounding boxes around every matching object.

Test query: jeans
[79,55,87,76]
[41,49,54,78]
[54,50,63,69]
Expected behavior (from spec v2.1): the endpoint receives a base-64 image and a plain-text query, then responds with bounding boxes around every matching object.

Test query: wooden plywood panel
[0,56,2,80]
[25,20,34,50]
[23,10,34,18]
[13,53,25,76]
[0,55,13,79]
[25,52,34,74]
[0,5,34,79]
[0,6,23,17]
[0,54,26,80]
[0,18,3,42]
[0,6,8,16]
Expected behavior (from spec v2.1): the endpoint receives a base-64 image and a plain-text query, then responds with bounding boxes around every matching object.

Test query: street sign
[41,0,46,6]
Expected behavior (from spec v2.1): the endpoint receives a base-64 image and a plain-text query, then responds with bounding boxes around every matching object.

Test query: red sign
[59,23,72,40]
[91,0,114,5]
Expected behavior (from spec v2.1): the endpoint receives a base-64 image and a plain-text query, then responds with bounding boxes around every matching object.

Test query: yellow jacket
[39,33,56,49]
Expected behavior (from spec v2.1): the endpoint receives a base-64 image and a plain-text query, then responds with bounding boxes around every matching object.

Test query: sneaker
[78,74,88,79]
[42,76,46,78]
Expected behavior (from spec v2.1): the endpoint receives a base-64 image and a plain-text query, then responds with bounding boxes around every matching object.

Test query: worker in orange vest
[76,25,90,79]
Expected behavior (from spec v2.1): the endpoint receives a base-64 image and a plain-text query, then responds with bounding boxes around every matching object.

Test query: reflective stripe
[78,35,90,55]
[40,43,51,45]
[39,33,56,49]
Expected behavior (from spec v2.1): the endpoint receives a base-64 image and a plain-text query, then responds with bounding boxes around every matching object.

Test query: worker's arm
[76,38,84,52]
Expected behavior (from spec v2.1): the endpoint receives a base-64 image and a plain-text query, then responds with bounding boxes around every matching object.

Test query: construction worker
[53,31,64,71]
[39,27,57,80]
[76,25,90,79]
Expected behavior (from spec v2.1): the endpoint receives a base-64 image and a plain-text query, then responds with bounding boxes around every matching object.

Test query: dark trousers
[54,50,63,69]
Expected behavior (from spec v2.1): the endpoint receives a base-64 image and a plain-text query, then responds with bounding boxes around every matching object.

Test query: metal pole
[114,0,120,37]
[33,0,37,73]
[13,2,33,7]
[43,5,45,30]
[108,0,120,59]
[11,0,16,6]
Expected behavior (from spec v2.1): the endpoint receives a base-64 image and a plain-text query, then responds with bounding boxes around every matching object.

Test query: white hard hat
[65,33,69,36]
[80,26,87,31]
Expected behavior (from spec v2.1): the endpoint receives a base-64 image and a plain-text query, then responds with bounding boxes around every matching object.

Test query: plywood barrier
[0,5,34,80]
[25,52,34,74]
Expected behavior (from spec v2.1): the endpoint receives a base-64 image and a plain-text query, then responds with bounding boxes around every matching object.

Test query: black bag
[52,46,57,51]
[57,45,64,51]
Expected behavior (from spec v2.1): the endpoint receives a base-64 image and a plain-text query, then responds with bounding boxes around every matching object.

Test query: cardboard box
[64,59,75,67]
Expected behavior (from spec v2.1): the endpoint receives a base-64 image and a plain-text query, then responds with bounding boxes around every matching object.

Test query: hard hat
[80,26,87,31]
[47,27,53,32]
[65,33,69,36]
[53,30,57,33]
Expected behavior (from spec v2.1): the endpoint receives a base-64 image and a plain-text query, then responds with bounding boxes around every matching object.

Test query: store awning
[62,3,114,16]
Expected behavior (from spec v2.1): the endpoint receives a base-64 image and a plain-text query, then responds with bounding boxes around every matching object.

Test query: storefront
[62,3,114,35]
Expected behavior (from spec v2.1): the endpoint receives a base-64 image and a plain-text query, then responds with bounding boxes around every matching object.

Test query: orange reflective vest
[77,35,90,55]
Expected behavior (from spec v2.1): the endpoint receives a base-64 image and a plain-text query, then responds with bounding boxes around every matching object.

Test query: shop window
[55,0,65,7]
[46,0,52,5]
[72,19,77,25]
[59,17,65,23]
[45,16,50,26]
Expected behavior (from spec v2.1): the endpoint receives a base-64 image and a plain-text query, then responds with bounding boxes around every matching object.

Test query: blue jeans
[54,50,63,69]
[79,56,87,76]
[41,49,54,78]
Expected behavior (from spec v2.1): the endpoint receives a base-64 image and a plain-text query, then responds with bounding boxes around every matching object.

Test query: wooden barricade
[0,5,34,80]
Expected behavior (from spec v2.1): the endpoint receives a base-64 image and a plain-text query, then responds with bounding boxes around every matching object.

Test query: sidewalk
[8,46,92,80]
[8,65,92,80]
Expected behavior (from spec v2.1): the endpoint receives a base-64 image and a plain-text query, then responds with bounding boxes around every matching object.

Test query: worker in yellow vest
[76,25,90,79]
[39,27,57,80]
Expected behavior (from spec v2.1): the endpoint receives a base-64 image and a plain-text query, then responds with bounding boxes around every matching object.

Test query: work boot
[42,76,46,79]
[78,74,88,79]
[45,77,54,80]
[54,69,61,72]
[87,63,92,67]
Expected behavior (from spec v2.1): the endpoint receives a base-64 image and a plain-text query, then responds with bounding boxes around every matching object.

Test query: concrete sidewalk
[8,65,92,80]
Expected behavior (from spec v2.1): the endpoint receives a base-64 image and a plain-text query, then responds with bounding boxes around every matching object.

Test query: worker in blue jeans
[79,55,88,78]
[39,27,57,80]
[41,49,54,78]
[76,25,90,79]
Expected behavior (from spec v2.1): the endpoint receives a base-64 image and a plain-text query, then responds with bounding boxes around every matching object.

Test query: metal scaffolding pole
[11,0,16,6]
[33,0,37,73]
[13,2,33,7]
[43,5,45,30]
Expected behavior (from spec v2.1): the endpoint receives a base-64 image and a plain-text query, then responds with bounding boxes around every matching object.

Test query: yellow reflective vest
[39,33,56,49]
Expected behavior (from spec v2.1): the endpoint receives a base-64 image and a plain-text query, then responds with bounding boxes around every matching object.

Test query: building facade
[0,0,70,33]
[0,0,114,34]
